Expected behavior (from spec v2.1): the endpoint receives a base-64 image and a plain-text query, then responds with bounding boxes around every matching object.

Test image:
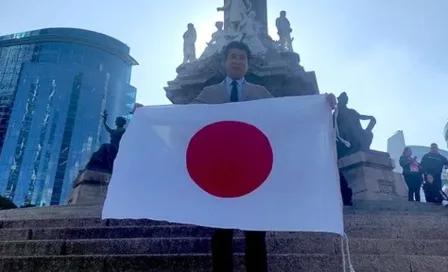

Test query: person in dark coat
[420,143,448,190]
[399,147,422,202]
[339,171,353,206]
[423,174,448,205]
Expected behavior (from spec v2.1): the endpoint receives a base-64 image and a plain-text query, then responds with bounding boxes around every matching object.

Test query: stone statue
[334,92,376,158]
[240,11,267,55]
[275,10,294,52]
[199,21,227,60]
[217,0,252,34]
[85,111,127,173]
[183,23,197,64]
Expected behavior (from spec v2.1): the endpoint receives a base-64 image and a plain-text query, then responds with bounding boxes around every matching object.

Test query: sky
[1,0,447,152]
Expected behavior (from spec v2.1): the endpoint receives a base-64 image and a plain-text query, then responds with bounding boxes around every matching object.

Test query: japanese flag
[103,95,344,234]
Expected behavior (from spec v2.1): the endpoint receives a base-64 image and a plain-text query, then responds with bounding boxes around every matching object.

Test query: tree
[0,195,17,210]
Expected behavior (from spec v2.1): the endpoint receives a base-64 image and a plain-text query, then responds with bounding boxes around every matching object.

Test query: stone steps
[0,254,447,272]
[1,212,448,229]
[0,235,448,256]
[1,225,447,241]
[1,237,447,257]
[0,200,447,271]
[0,200,444,221]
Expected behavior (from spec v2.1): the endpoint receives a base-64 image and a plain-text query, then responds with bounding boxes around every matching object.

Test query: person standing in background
[420,143,448,190]
[399,147,422,201]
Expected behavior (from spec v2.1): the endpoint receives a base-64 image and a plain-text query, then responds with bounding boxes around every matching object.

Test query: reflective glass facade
[0,28,137,206]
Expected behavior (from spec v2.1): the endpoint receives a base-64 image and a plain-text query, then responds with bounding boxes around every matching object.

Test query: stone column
[339,150,408,201]
[251,0,268,35]
[223,0,268,35]
[68,170,111,205]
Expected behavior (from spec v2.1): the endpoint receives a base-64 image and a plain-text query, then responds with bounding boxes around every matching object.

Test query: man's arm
[420,154,429,173]
[246,84,273,100]
[443,155,448,166]
[399,156,411,169]
[258,86,274,99]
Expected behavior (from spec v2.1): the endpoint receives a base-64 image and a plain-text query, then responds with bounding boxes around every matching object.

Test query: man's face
[430,144,438,153]
[225,48,248,79]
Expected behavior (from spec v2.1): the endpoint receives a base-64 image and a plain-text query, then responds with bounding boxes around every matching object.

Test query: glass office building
[0,28,138,206]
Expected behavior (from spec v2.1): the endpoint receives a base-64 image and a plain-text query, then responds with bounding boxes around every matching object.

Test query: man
[420,143,448,190]
[192,41,336,272]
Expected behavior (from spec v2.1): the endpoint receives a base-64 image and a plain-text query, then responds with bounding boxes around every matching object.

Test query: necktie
[230,81,239,102]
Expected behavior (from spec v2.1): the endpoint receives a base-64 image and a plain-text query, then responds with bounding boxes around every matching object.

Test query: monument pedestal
[339,150,407,201]
[68,170,111,205]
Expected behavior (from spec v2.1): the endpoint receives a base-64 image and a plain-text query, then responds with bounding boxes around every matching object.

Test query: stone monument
[85,111,126,173]
[5,2,440,272]
[275,10,294,52]
[182,23,197,64]
[165,0,406,201]
[333,92,406,200]
[68,111,128,204]
[67,170,111,205]
[334,92,377,158]
[338,151,407,201]
[164,0,319,104]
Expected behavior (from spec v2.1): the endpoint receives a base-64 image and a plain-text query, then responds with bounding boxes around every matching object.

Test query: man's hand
[325,93,337,110]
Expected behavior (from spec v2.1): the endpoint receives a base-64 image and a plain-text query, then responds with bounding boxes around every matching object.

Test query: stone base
[338,150,407,201]
[67,170,111,205]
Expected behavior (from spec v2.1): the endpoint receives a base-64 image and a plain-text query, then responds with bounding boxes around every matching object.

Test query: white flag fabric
[102,95,344,234]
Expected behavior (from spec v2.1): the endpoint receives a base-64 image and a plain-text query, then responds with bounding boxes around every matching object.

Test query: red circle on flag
[186,121,273,198]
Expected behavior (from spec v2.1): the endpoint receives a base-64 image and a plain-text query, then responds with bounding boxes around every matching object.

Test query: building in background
[0,28,138,206]
[387,131,407,172]
[387,131,448,201]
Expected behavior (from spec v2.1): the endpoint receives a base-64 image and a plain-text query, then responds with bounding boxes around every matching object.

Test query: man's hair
[223,41,251,60]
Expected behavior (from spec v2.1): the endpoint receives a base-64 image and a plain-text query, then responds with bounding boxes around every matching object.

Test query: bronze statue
[85,110,127,173]
[334,92,376,158]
